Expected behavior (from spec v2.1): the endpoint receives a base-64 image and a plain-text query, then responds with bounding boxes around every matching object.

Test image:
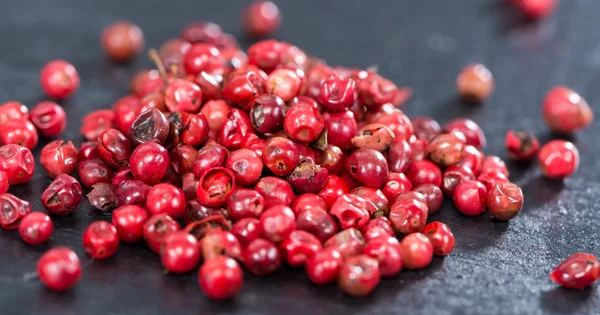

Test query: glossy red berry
[165,79,203,113]
[169,144,197,176]
[111,205,149,243]
[291,193,327,216]
[30,101,67,138]
[413,184,444,215]
[322,110,358,151]
[243,238,281,276]
[115,179,150,207]
[97,128,132,168]
[459,145,484,175]
[201,229,242,261]
[412,117,441,140]
[79,141,101,161]
[358,72,410,108]
[538,140,579,180]
[183,43,222,75]
[381,172,412,202]
[284,103,325,143]
[400,232,433,270]
[130,142,170,185]
[40,60,80,100]
[145,183,186,219]
[377,110,413,141]
[80,109,115,141]
[441,164,475,197]
[306,248,343,285]
[0,193,31,230]
[0,144,34,185]
[101,21,144,62]
[0,101,29,124]
[352,186,389,217]
[266,68,302,102]
[505,130,540,161]
[243,1,281,39]
[196,167,236,208]
[249,94,285,134]
[487,182,524,221]
[231,218,261,247]
[319,145,346,175]
[324,228,366,259]
[318,175,350,209]
[226,148,263,187]
[386,137,412,173]
[295,207,338,243]
[143,213,180,254]
[78,159,114,188]
[482,155,509,176]
[287,160,328,194]
[262,137,300,176]
[550,253,600,289]
[364,237,403,277]
[319,75,357,112]
[346,148,389,188]
[18,212,53,245]
[443,118,486,149]
[220,108,253,149]
[259,205,296,243]
[329,194,370,230]
[0,119,38,150]
[406,160,442,187]
[202,100,231,131]
[40,140,78,179]
[83,221,119,259]
[389,197,428,234]
[281,230,322,267]
[192,143,228,178]
[37,247,81,291]
[41,174,82,216]
[199,256,243,300]
[226,188,264,222]
[161,231,201,273]
[255,176,294,208]
[422,221,455,256]
[456,63,494,103]
[338,255,380,297]
[454,180,487,216]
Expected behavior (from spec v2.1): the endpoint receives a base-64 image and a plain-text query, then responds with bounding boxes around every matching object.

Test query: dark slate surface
[0,0,599,314]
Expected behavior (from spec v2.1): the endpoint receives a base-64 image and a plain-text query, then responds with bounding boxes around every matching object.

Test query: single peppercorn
[37,247,81,292]
[538,140,579,180]
[199,255,243,300]
[40,60,80,100]
[456,63,494,103]
[242,1,282,39]
[454,180,487,216]
[243,238,282,276]
[30,101,67,138]
[83,221,119,260]
[41,174,83,216]
[550,253,600,289]
[19,212,54,246]
[111,205,149,243]
[161,231,201,273]
[40,140,79,179]
[0,193,31,230]
[400,232,433,270]
[422,221,455,256]
[101,21,144,62]
[338,255,381,297]
[487,182,524,221]
[143,214,180,254]
[505,130,540,161]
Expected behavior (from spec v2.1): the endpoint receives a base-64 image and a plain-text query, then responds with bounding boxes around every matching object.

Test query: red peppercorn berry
[291,193,327,216]
[284,103,325,143]
[111,205,149,243]
[281,230,323,267]
[400,232,433,270]
[259,205,296,243]
[364,237,403,277]
[505,130,540,161]
[30,101,67,138]
[422,221,455,256]
[0,193,31,230]
[196,167,236,208]
[487,182,524,221]
[40,60,80,100]
[98,128,132,168]
[199,255,243,300]
[538,140,579,180]
[453,180,487,216]
[41,174,82,216]
[81,109,115,141]
[145,183,186,219]
[338,255,380,297]
[40,140,78,179]
[456,63,494,103]
[160,231,201,273]
[389,197,428,235]
[254,176,294,208]
[324,228,366,259]
[406,160,442,188]
[550,253,600,289]
[226,148,263,187]
[329,194,370,230]
[101,21,144,62]
[346,148,389,188]
[243,1,281,39]
[231,218,261,247]
[143,214,180,254]
[243,238,281,276]
[0,119,38,150]
[130,142,170,185]
[37,247,81,291]
[226,188,265,222]
[83,221,119,259]
[19,212,54,245]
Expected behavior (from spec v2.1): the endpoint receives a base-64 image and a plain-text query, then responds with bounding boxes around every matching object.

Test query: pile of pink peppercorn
[1,0,599,298]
